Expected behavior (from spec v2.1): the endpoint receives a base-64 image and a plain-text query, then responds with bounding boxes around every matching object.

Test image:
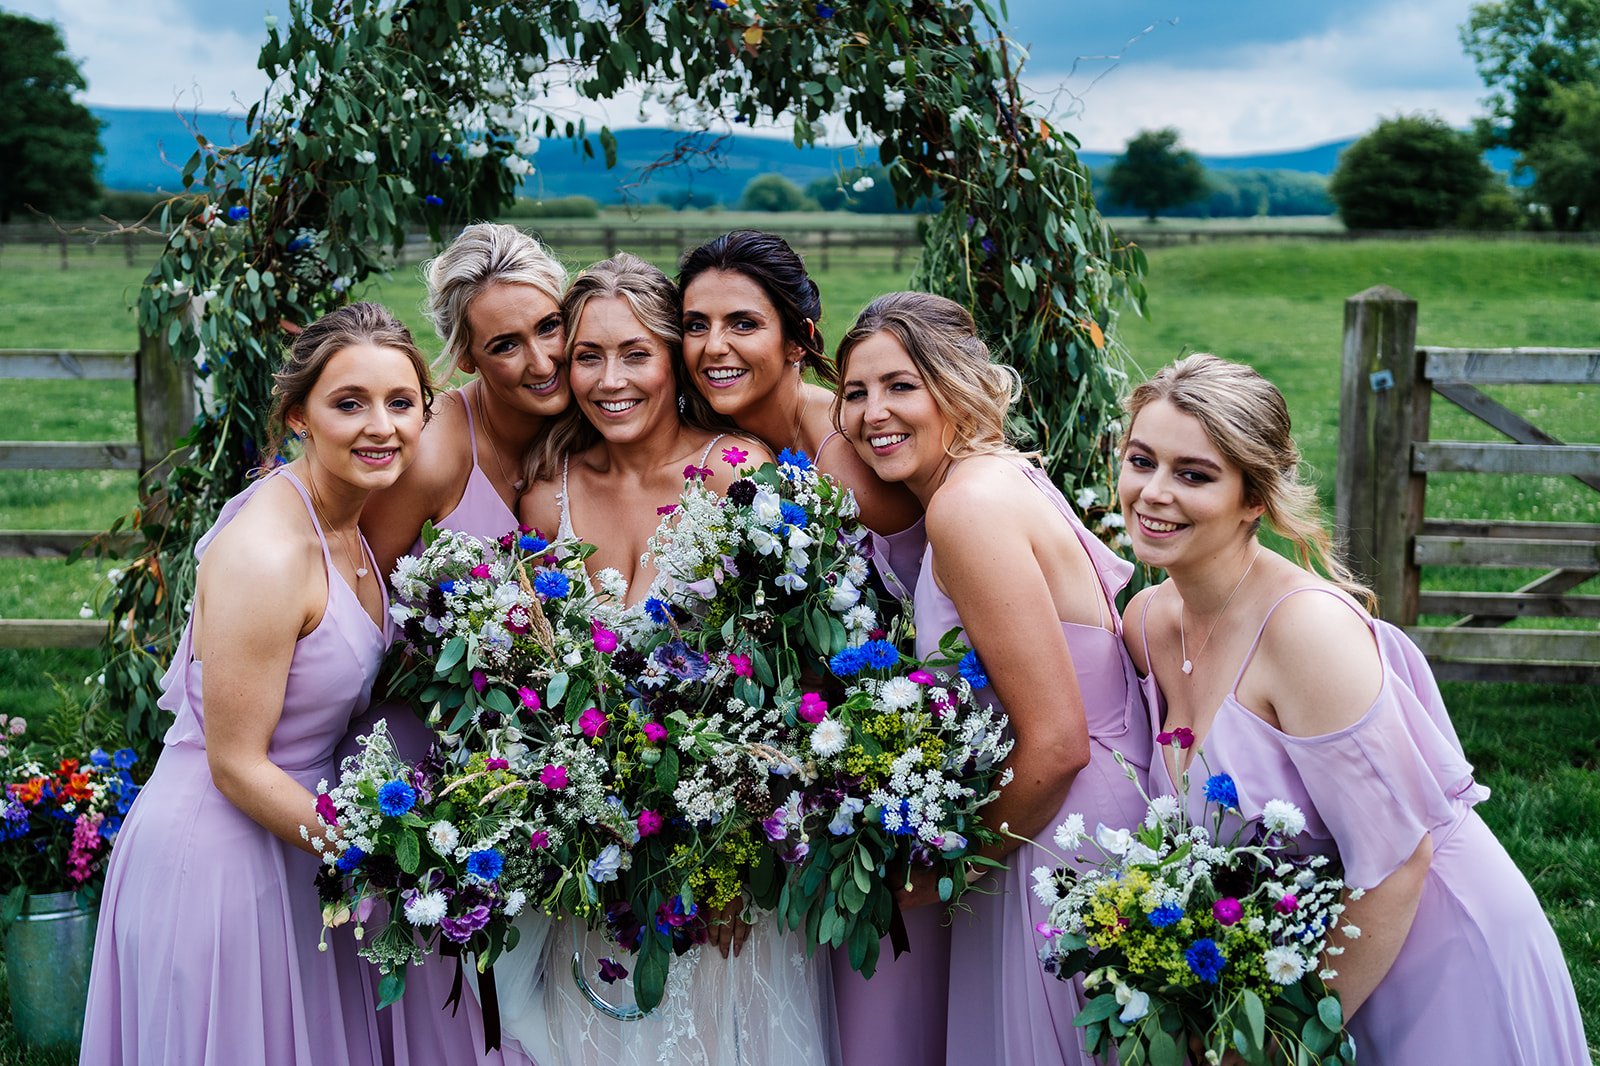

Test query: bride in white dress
[506,253,835,1065]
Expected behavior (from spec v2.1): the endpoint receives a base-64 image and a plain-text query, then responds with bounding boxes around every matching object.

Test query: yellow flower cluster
[677,831,764,912]
[450,753,520,805]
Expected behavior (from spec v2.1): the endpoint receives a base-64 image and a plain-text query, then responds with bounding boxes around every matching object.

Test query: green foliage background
[0,11,102,223]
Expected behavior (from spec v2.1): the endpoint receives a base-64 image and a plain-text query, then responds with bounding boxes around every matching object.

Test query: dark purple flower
[652,640,708,682]
[439,903,492,943]
[597,957,629,983]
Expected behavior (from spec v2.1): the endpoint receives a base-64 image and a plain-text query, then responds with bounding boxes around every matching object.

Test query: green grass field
[1,236,1596,1059]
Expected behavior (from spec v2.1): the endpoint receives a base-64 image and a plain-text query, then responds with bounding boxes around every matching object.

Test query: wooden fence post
[1335,285,1426,625]
[134,328,197,505]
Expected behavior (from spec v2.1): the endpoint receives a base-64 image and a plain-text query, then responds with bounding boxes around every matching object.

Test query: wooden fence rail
[1335,285,1600,683]
[0,333,193,650]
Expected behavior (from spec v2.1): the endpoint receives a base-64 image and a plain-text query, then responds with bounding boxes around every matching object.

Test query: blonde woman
[1121,354,1588,1064]
[832,292,1151,1066]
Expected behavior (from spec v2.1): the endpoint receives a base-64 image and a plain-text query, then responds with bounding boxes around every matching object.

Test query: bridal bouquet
[773,628,1013,978]
[648,447,881,704]
[1033,750,1358,1066]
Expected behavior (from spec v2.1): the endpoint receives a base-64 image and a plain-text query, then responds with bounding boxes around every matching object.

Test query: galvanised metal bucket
[4,891,97,1049]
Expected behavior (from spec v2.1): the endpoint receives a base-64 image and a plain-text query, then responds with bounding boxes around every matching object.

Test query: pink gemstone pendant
[356,568,369,578]
[1181,659,1193,675]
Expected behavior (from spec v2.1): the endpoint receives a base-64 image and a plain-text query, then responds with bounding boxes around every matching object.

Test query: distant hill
[91,106,1521,202]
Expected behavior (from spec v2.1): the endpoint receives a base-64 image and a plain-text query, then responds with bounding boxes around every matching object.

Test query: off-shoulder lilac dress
[339,386,543,1066]
[80,469,386,1066]
[835,463,1153,1066]
[1139,585,1591,1066]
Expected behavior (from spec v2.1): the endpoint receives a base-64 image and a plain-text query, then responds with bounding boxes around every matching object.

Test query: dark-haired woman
[81,303,433,1066]
[678,230,923,595]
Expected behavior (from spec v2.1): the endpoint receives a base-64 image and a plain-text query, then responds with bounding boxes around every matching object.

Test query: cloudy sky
[10,0,1490,155]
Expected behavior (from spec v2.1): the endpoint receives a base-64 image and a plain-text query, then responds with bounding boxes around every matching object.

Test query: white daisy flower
[1053,813,1087,850]
[810,718,847,757]
[404,891,448,926]
[427,820,460,855]
[1261,799,1307,838]
[876,677,921,712]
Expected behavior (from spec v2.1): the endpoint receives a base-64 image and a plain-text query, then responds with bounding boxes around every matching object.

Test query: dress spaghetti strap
[1227,585,1367,697]
[815,429,841,463]
[276,468,337,572]
[461,383,482,466]
[556,454,577,542]
[1139,585,1160,674]
[697,433,727,467]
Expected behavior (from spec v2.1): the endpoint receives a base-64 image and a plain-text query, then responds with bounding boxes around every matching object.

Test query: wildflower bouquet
[772,629,1013,979]
[1033,750,1358,1066]
[0,715,143,919]
[647,447,882,705]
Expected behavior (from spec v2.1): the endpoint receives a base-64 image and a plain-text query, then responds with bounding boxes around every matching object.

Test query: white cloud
[1030,0,1486,154]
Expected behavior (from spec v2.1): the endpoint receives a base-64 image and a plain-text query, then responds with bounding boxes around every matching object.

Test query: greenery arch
[103,0,1145,742]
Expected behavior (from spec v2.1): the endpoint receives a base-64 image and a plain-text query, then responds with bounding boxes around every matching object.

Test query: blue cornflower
[1148,903,1184,929]
[958,648,989,689]
[1203,773,1239,810]
[377,780,417,817]
[227,205,250,221]
[89,748,112,767]
[829,645,866,677]
[709,0,728,8]
[879,798,917,836]
[816,3,836,17]
[519,534,548,553]
[286,235,311,253]
[335,845,366,873]
[1185,938,1227,984]
[644,597,673,626]
[779,500,808,528]
[430,150,452,165]
[533,570,571,600]
[465,848,505,882]
[424,194,445,206]
[113,748,137,770]
[862,639,899,671]
[440,579,457,594]
[776,448,813,472]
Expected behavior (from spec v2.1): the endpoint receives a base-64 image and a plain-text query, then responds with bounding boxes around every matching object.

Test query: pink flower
[592,621,618,653]
[470,563,491,579]
[721,446,749,467]
[1156,726,1195,750]
[315,792,339,826]
[518,687,542,712]
[1034,921,1061,939]
[657,504,678,516]
[540,764,568,790]
[504,606,531,634]
[728,653,753,678]
[471,670,488,694]
[642,721,668,744]
[1212,897,1243,926]
[799,692,827,724]
[66,812,105,884]
[683,463,714,480]
[637,809,664,838]
[908,669,936,685]
[486,758,508,771]
[529,830,550,850]
[1274,893,1299,915]
[578,707,609,739]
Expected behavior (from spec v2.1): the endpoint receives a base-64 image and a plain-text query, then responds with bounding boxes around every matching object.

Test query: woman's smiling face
[568,295,679,446]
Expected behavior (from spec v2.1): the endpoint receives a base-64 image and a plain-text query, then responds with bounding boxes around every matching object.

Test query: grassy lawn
[1,236,1596,1056]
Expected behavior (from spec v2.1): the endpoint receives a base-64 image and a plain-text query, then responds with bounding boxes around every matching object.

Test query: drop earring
[677,394,687,415]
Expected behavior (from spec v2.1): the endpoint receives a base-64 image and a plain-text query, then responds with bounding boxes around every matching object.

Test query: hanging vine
[95,0,1145,744]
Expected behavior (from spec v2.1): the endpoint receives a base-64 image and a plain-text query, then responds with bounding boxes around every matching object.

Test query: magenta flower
[1212,897,1243,926]
[1156,726,1195,749]
[1034,921,1061,939]
[540,764,569,790]
[637,809,664,838]
[578,706,609,739]
[471,670,488,694]
[486,758,508,771]
[683,463,714,480]
[470,563,491,579]
[592,621,618,653]
[728,653,753,678]
[1274,893,1299,915]
[504,606,531,634]
[529,829,550,850]
[315,792,339,826]
[642,721,668,744]
[657,504,678,516]
[799,692,827,724]
[721,446,749,466]
[908,669,936,685]
[518,687,542,712]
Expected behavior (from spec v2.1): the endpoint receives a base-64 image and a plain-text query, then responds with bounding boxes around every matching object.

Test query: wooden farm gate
[1336,285,1600,683]
[0,334,193,649]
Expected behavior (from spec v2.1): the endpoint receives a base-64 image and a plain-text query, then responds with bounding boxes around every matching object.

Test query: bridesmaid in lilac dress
[349,222,568,1066]
[833,292,1153,1066]
[1120,354,1590,1065]
[80,303,433,1065]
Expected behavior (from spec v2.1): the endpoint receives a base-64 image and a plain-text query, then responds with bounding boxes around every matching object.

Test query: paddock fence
[0,333,193,650]
[1335,284,1600,683]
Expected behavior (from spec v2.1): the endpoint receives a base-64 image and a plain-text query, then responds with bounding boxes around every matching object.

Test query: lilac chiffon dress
[1139,586,1591,1066]
[340,385,542,1066]
[80,469,387,1066]
[835,463,1153,1066]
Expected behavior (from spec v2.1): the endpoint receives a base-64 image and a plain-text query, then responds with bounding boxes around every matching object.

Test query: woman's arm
[924,473,1091,859]
[195,516,336,856]
[815,429,923,536]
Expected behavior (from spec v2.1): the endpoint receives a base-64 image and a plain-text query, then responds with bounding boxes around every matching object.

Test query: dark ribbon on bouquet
[439,942,503,1053]
[888,895,911,959]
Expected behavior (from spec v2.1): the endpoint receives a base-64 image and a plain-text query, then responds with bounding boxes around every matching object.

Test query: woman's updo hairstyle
[1124,353,1374,608]
[422,222,567,377]
[677,230,833,385]
[261,301,434,471]
[831,291,1025,462]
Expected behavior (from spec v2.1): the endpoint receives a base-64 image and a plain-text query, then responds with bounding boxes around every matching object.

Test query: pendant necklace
[304,468,369,580]
[476,383,527,493]
[1179,546,1262,676]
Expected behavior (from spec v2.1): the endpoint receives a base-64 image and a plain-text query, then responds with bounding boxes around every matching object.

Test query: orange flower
[63,772,96,802]
[11,778,45,805]
[58,758,80,776]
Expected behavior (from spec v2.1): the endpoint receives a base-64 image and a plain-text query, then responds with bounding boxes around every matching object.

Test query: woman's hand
[894,868,943,910]
[706,898,753,959]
